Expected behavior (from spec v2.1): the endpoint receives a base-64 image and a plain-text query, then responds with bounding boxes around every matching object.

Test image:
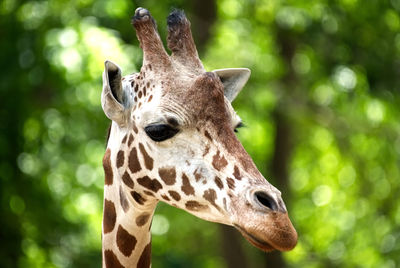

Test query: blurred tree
[0,0,399,267]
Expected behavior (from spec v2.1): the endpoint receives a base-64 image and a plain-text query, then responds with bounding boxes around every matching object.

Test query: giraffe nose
[253,191,287,213]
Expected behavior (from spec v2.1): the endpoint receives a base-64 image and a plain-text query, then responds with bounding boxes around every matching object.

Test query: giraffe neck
[102,125,158,268]
[102,186,156,267]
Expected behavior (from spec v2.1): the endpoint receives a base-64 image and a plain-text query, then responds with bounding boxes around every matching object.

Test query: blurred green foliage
[1,0,399,267]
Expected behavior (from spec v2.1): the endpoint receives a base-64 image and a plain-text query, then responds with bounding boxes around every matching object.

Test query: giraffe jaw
[234,225,275,252]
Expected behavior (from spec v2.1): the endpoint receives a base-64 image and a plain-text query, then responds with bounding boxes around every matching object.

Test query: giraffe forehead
[134,83,238,129]
[161,77,233,126]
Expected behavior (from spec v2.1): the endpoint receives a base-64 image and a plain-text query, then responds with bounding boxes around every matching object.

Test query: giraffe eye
[234,122,244,133]
[145,124,179,142]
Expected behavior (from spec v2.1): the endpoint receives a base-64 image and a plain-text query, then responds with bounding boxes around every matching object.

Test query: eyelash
[234,122,244,133]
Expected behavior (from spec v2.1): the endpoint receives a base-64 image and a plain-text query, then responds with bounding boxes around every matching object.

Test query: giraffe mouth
[234,225,275,252]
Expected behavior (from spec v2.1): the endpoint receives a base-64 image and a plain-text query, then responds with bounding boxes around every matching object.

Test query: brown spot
[181,173,195,196]
[139,143,154,170]
[131,191,147,205]
[246,201,252,208]
[203,189,221,211]
[168,190,181,201]
[146,81,150,88]
[233,165,242,180]
[137,176,162,192]
[122,172,134,188]
[227,177,235,190]
[185,201,209,211]
[116,150,124,168]
[143,190,155,197]
[131,81,134,87]
[132,121,139,134]
[148,64,152,71]
[158,167,176,185]
[212,151,228,171]
[103,199,116,233]
[214,176,223,190]
[202,144,210,157]
[138,91,143,98]
[223,198,227,211]
[103,149,113,185]
[136,213,151,227]
[161,194,171,201]
[116,225,137,257]
[119,186,129,213]
[128,147,141,173]
[137,243,151,268]
[128,134,134,147]
[167,117,179,127]
[104,250,124,268]
[143,87,147,97]
[138,102,142,108]
[193,169,202,182]
[121,134,128,144]
[148,95,153,102]
[134,84,139,92]
[204,130,212,141]
[134,96,138,102]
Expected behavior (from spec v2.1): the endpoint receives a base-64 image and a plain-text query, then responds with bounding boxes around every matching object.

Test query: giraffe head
[102,8,297,252]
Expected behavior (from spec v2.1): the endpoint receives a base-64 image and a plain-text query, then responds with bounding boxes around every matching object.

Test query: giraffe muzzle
[230,187,298,252]
[234,211,298,252]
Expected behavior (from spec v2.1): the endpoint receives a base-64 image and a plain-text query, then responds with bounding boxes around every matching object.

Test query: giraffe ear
[102,60,125,125]
[213,68,251,102]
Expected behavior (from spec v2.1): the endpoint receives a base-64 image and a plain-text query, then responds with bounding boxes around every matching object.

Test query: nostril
[254,191,278,211]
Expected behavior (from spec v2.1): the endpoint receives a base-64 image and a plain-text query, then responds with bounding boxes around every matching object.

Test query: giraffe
[101,7,297,267]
